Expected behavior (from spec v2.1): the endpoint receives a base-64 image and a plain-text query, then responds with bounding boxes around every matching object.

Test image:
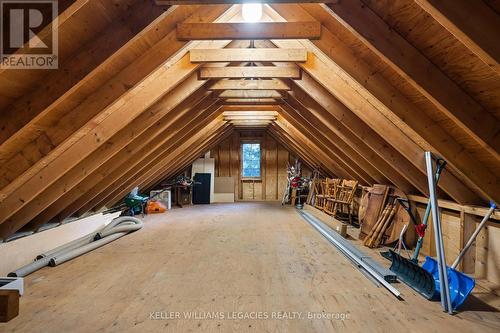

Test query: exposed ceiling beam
[177,22,321,40]
[266,5,490,204]
[218,90,282,98]
[0,4,233,190]
[223,98,281,104]
[199,66,301,79]
[210,79,289,90]
[321,1,499,158]
[224,115,276,121]
[0,42,239,237]
[220,105,281,112]
[223,111,278,116]
[190,48,307,62]
[27,92,220,229]
[94,117,229,211]
[414,0,500,75]
[280,100,387,186]
[285,79,417,195]
[276,111,375,185]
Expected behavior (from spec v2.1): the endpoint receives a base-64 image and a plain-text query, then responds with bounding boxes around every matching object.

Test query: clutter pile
[303,152,498,314]
[308,176,359,225]
[282,160,310,207]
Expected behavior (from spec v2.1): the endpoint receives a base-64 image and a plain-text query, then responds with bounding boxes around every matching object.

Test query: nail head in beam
[177,22,321,41]
[210,79,289,90]
[199,66,301,79]
[190,48,307,63]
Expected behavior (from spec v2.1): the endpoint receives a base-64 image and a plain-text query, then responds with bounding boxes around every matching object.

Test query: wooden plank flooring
[2,202,499,332]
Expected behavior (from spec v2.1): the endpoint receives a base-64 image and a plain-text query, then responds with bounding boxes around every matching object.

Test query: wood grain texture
[2,203,499,332]
[177,22,321,40]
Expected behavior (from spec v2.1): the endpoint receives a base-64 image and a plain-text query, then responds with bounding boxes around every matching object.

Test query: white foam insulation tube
[8,216,143,277]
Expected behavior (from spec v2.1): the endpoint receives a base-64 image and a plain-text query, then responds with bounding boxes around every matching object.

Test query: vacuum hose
[8,216,143,277]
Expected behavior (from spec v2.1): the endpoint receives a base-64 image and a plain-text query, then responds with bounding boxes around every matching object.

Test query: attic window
[241,143,261,178]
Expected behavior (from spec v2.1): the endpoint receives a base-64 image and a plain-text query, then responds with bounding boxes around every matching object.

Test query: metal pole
[412,160,446,263]
[300,211,402,299]
[425,152,453,314]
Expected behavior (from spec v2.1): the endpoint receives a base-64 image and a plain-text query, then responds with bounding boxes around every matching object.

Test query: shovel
[421,202,496,310]
[390,202,496,310]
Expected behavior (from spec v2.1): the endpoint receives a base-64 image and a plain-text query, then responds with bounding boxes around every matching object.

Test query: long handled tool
[424,152,453,314]
[422,201,497,310]
[411,158,446,263]
[451,202,496,270]
[386,156,447,300]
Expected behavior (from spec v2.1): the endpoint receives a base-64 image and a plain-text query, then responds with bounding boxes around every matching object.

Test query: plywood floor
[2,202,499,332]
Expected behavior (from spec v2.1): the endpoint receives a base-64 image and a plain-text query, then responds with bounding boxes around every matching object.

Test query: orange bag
[146,200,166,214]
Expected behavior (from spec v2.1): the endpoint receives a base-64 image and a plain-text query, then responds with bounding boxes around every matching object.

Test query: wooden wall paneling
[320,1,499,158]
[475,224,488,279]
[276,142,289,201]
[460,212,478,274]
[230,132,241,200]
[440,210,462,266]
[212,129,308,201]
[26,92,218,229]
[267,5,489,204]
[485,226,500,285]
[0,5,232,189]
[265,134,278,200]
[218,139,231,177]
[261,133,267,200]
